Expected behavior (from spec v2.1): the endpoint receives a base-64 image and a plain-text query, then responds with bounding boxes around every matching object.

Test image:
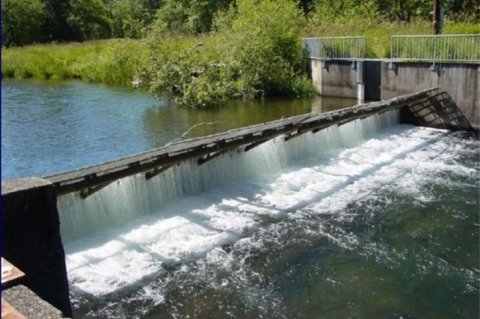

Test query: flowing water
[57,112,479,319]
[2,79,478,318]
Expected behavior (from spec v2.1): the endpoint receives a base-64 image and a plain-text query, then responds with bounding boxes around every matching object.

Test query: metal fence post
[431,36,438,71]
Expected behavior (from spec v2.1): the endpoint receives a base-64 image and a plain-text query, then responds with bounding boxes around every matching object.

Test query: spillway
[57,110,479,318]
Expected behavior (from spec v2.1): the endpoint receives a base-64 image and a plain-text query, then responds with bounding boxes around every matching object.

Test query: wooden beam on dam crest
[42,88,444,198]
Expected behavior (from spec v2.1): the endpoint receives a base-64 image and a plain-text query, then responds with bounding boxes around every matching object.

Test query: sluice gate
[43,88,445,199]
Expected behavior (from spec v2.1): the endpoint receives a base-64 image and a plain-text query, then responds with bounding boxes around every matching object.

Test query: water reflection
[142,96,358,148]
[311,96,362,113]
[2,78,357,179]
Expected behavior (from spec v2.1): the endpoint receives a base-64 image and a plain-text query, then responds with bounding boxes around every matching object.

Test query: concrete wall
[2,178,72,318]
[382,62,479,130]
[311,59,360,99]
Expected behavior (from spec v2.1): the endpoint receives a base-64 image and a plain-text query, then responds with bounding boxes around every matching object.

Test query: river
[2,79,479,319]
[1,78,355,180]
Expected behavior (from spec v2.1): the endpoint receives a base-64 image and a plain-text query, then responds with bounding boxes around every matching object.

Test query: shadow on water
[141,96,359,148]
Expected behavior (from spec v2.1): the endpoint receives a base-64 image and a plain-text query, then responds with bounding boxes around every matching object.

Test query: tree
[107,0,163,38]
[1,0,46,47]
[41,0,76,42]
[313,0,380,25]
[155,0,233,34]
[223,0,310,97]
[297,0,316,16]
[68,0,113,41]
[442,0,479,21]
[141,0,314,109]
[109,1,145,38]
[378,0,431,22]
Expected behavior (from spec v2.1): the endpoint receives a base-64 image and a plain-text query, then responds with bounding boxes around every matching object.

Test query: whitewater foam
[59,111,476,301]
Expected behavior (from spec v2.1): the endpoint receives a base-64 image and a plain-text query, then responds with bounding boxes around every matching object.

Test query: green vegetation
[141,0,314,108]
[1,0,479,108]
[1,0,46,47]
[1,40,144,86]
[2,0,478,47]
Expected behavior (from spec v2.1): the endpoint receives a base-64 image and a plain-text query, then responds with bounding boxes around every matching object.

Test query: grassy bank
[2,21,478,87]
[1,39,146,86]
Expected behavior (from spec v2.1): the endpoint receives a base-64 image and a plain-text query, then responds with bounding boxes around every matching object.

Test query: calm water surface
[1,78,356,180]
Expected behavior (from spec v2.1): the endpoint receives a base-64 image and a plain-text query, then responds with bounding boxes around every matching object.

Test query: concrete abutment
[2,178,72,318]
[311,59,479,130]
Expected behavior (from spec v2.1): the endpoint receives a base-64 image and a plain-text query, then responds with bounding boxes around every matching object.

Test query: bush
[141,0,315,109]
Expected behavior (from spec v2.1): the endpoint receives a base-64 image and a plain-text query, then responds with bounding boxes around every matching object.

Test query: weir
[58,108,402,242]
[64,113,478,317]
[59,102,404,298]
[1,88,475,317]
[43,88,439,199]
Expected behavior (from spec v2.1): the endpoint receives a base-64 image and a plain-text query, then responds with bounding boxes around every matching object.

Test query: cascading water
[58,110,399,243]
[57,110,479,319]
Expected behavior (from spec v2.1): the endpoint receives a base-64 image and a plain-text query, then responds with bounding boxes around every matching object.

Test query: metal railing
[302,37,366,61]
[390,34,480,69]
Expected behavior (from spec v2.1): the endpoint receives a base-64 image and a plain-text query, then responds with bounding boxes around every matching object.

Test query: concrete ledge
[2,285,67,319]
[1,177,52,195]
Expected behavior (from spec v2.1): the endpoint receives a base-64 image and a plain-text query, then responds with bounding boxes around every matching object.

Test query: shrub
[141,0,315,109]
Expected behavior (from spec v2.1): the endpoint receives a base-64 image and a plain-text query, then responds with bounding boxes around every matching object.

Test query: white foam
[61,111,477,298]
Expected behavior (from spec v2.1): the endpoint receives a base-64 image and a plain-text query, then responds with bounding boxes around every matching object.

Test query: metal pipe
[433,0,441,35]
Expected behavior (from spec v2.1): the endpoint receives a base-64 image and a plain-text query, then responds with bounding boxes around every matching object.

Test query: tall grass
[1,39,146,85]
[1,35,217,86]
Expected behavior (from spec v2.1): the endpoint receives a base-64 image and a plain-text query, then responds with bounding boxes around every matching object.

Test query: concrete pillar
[2,177,72,318]
[356,61,365,103]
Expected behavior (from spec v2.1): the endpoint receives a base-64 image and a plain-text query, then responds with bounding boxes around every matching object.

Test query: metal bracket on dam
[42,87,455,198]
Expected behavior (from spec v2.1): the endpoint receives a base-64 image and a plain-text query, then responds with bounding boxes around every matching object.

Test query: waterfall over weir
[58,110,399,243]
[58,110,400,295]
[57,109,479,319]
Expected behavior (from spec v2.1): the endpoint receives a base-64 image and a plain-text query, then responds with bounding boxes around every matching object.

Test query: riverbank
[2,21,478,87]
[1,39,146,86]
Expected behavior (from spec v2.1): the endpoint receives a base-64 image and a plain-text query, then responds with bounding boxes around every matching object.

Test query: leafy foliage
[2,0,478,47]
[42,0,76,42]
[141,0,315,109]
[109,1,145,39]
[155,0,234,34]
[1,0,46,47]
[311,0,479,24]
[312,0,381,25]
[68,0,112,41]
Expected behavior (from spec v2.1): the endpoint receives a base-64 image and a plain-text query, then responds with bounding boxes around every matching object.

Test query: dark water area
[1,78,356,180]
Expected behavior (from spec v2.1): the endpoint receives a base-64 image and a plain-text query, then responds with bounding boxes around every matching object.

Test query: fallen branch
[182,121,220,138]
[166,121,221,146]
